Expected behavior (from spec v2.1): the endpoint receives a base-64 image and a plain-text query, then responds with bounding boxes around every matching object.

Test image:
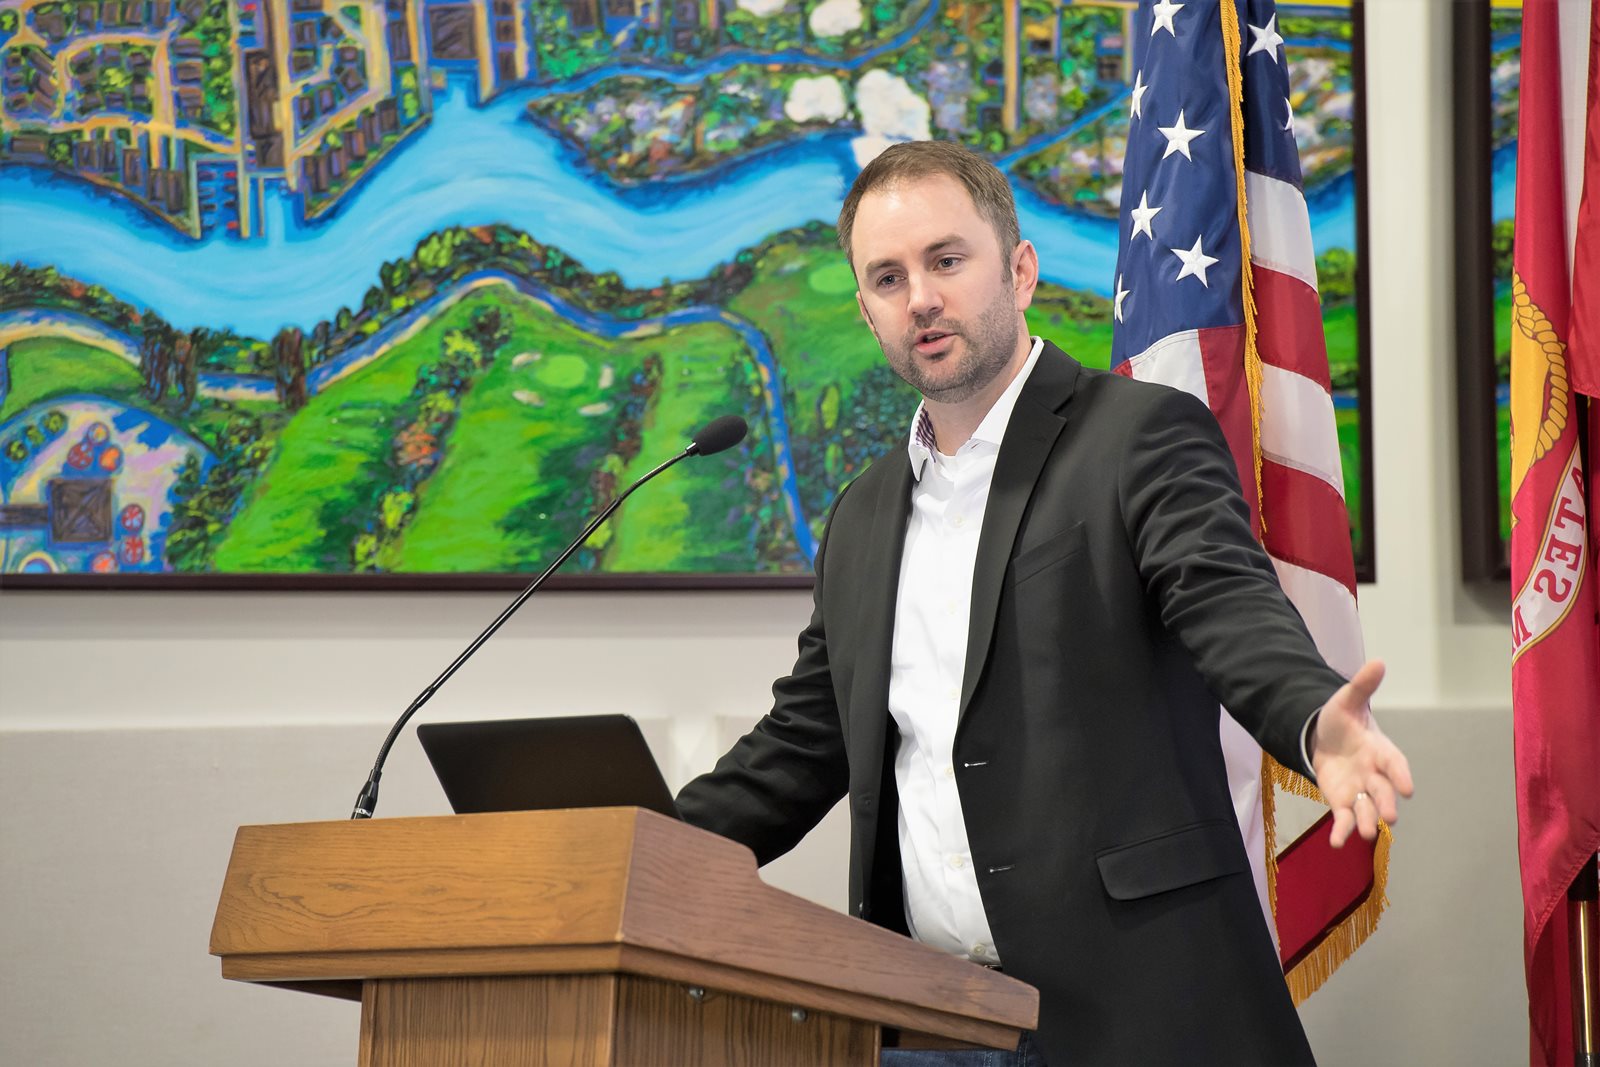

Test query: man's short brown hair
[836,140,1021,272]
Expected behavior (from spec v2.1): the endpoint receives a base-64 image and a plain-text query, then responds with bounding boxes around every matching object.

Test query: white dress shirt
[887,337,1044,966]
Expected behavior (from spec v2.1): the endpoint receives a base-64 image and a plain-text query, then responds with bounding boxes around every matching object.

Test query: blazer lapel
[959,344,1081,720]
[846,451,914,763]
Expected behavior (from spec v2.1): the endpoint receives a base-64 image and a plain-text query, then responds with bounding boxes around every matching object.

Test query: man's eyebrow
[861,236,970,277]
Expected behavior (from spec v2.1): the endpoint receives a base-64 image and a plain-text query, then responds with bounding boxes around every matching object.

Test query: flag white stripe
[1260,363,1346,496]
[1220,714,1274,949]
[1245,171,1318,292]
[1270,555,1366,678]
[1120,329,1211,405]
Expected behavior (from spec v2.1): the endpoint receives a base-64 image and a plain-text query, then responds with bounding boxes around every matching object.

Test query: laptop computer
[417,714,679,818]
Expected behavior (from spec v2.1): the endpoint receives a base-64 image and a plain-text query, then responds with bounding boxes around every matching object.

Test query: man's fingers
[1337,658,1386,712]
[1329,806,1355,848]
[1350,789,1377,841]
[1364,774,1400,825]
[1378,744,1415,798]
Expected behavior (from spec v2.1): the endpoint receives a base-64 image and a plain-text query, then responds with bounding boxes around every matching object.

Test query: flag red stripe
[1197,324,1261,533]
[1274,813,1376,970]
[1252,266,1333,392]
[1261,459,1357,596]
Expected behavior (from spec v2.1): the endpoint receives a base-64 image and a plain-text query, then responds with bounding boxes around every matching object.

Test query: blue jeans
[880,1032,1049,1067]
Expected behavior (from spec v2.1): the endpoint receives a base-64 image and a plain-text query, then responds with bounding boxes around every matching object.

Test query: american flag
[1109,0,1376,999]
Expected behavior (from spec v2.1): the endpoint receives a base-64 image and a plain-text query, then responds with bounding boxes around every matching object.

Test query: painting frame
[0,0,1377,593]
[1451,0,1511,583]
[1349,0,1376,584]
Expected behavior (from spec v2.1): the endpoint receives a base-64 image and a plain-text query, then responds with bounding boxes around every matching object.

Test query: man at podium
[675,141,1412,1066]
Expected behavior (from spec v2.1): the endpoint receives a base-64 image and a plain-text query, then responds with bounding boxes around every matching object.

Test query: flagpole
[1572,852,1599,1067]
[1577,393,1600,1067]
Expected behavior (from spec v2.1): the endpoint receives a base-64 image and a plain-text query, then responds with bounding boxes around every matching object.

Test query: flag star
[1129,190,1162,240]
[1248,15,1284,61]
[1151,0,1184,37]
[1170,236,1220,287]
[1114,274,1131,323]
[1158,110,1205,161]
[1283,96,1294,131]
[1130,70,1149,119]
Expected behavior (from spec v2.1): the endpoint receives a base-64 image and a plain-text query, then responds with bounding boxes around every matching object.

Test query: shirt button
[952,515,966,527]
[946,687,959,701]
[949,854,967,869]
[943,765,955,780]
[971,943,988,957]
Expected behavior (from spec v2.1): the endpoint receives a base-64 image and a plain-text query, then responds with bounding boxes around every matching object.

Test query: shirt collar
[906,336,1045,482]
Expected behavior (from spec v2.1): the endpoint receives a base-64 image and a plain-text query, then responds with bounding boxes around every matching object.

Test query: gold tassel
[1271,754,1324,802]
[1262,752,1280,919]
[1219,0,1266,524]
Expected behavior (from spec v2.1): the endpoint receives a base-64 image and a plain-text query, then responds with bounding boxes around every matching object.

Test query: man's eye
[937,256,960,268]
[876,273,900,287]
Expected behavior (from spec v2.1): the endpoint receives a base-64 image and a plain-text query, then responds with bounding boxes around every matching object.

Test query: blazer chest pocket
[1010,521,1087,585]
[1094,818,1249,901]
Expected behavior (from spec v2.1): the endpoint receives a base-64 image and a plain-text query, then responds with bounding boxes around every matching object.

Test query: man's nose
[906,272,942,321]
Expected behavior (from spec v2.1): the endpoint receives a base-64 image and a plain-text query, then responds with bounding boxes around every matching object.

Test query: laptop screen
[417,714,679,818]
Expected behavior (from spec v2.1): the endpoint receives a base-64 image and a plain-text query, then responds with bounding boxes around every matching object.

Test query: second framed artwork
[1453,0,1520,582]
[0,0,1375,588]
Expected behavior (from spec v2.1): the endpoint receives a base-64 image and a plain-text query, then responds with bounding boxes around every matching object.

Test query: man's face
[850,174,1034,406]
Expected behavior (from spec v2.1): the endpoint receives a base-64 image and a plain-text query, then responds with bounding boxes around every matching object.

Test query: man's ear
[857,291,876,333]
[1012,239,1040,312]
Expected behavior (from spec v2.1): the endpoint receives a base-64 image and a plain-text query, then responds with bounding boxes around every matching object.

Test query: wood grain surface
[360,975,617,1067]
[614,975,878,1066]
[356,974,878,1067]
[212,809,1036,1051]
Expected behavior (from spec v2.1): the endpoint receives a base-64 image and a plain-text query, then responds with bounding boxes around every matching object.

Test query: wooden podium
[210,807,1037,1066]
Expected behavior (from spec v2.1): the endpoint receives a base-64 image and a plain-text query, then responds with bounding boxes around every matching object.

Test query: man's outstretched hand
[1309,659,1415,847]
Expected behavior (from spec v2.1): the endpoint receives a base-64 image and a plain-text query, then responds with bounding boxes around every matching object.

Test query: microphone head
[688,415,748,457]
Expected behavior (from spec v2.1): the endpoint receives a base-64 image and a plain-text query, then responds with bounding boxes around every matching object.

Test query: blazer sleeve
[1116,385,1346,779]
[674,493,853,865]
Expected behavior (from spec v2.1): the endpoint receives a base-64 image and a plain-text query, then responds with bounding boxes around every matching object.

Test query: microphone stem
[351,447,692,818]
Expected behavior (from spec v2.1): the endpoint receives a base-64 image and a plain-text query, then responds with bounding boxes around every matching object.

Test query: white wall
[0,1,1526,1063]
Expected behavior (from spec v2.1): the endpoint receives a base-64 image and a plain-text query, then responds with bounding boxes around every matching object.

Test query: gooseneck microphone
[350,414,749,819]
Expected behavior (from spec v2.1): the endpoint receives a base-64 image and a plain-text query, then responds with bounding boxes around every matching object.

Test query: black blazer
[677,343,1344,1065]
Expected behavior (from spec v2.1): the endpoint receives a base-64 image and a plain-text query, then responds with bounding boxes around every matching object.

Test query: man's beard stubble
[878,286,1021,406]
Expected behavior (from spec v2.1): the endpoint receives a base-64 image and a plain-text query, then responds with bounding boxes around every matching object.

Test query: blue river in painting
[0,77,1359,338]
[1492,142,1516,220]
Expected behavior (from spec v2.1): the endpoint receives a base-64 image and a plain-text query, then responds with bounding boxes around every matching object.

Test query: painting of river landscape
[0,0,1369,585]
[1489,0,1518,566]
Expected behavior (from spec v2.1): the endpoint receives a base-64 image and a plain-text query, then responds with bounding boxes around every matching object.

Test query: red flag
[1511,4,1600,1065]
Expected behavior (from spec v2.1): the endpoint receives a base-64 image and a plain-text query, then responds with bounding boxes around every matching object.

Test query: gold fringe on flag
[1218,0,1265,518]
[1261,753,1281,914]
[1220,0,1391,1005]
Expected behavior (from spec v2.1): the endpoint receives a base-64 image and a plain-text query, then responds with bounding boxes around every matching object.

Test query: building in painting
[0,0,434,237]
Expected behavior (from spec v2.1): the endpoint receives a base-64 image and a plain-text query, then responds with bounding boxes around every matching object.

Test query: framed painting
[0,0,1373,588]
[1453,0,1518,582]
